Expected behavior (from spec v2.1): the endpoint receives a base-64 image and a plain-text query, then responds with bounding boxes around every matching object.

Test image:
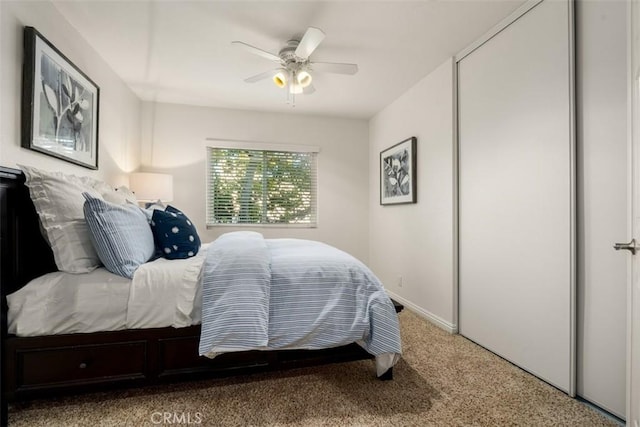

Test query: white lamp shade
[129,172,174,202]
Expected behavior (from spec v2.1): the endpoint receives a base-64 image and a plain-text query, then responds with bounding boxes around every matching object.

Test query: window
[206,145,318,227]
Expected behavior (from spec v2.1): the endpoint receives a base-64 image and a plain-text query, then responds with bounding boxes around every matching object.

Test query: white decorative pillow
[20,165,103,273]
[102,186,138,205]
[79,175,138,206]
[137,200,166,222]
[79,175,114,196]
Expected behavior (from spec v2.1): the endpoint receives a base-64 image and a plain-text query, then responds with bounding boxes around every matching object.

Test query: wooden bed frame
[0,166,402,424]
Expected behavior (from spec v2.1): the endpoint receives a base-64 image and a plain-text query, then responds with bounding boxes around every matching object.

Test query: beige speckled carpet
[10,310,617,426]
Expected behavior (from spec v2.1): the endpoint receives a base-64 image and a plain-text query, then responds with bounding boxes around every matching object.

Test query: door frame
[627,0,639,423]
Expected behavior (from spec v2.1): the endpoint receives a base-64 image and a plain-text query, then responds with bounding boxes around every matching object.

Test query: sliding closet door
[458,0,574,393]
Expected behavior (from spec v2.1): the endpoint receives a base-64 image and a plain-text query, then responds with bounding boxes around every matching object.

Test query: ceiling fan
[232,27,358,103]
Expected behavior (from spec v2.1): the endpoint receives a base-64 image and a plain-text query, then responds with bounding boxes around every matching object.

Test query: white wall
[368,59,455,330]
[0,0,141,185]
[140,102,370,262]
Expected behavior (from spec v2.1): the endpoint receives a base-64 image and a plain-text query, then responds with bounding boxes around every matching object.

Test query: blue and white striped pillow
[82,193,155,278]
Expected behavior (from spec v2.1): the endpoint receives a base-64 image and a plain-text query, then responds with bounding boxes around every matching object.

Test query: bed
[0,165,402,423]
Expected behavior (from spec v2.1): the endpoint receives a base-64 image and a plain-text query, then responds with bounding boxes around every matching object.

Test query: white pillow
[20,165,103,273]
[101,186,138,205]
[116,186,138,203]
[79,176,138,205]
[135,200,166,222]
[79,175,114,196]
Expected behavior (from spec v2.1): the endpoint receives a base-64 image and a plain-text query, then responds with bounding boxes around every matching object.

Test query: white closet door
[576,0,627,417]
[458,0,574,392]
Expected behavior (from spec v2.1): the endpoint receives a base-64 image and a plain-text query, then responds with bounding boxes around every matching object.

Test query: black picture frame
[21,26,100,170]
[380,137,417,205]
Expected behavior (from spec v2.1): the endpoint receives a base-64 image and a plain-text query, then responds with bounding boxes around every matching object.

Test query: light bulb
[296,71,312,88]
[273,71,287,88]
[289,82,303,94]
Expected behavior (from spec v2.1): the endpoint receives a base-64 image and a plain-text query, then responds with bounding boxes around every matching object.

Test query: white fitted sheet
[7,245,208,337]
[7,268,131,336]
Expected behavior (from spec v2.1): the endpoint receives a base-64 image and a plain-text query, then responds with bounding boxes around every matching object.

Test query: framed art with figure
[380,137,417,205]
[21,26,100,170]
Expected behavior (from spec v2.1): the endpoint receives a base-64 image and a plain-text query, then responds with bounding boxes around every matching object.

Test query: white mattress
[7,245,208,337]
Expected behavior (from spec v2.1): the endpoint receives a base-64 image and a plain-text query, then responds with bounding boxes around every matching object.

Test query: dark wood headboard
[0,166,57,425]
[0,166,57,314]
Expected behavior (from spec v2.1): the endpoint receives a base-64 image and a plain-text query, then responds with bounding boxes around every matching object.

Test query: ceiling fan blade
[295,27,325,58]
[311,62,358,75]
[232,41,280,62]
[303,84,316,95]
[244,69,277,83]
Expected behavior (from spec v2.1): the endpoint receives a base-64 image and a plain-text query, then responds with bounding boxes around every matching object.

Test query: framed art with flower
[21,26,100,170]
[380,137,417,205]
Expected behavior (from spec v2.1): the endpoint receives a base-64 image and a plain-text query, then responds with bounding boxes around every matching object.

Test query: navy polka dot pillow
[150,206,201,259]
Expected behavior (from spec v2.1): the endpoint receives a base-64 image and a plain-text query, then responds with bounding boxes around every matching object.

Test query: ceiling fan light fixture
[234,27,358,104]
[297,70,312,88]
[273,70,287,88]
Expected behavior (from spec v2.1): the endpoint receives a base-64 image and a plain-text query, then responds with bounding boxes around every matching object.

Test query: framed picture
[21,26,100,170]
[380,137,417,205]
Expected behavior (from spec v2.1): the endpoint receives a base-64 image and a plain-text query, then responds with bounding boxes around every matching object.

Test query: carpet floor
[9,310,617,426]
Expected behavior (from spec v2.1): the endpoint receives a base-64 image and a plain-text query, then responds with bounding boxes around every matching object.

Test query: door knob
[614,238,638,255]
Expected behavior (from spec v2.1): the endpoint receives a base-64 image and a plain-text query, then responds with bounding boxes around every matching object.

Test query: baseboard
[386,291,458,334]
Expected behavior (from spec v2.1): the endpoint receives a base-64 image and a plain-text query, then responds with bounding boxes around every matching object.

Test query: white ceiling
[52,0,526,119]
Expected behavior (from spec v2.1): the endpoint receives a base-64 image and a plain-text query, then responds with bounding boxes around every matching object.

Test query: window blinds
[206,147,318,227]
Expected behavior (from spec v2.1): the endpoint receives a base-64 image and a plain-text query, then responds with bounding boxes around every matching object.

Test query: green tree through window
[207,147,317,226]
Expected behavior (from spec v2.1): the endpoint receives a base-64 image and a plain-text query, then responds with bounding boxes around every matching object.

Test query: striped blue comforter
[199,231,401,373]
